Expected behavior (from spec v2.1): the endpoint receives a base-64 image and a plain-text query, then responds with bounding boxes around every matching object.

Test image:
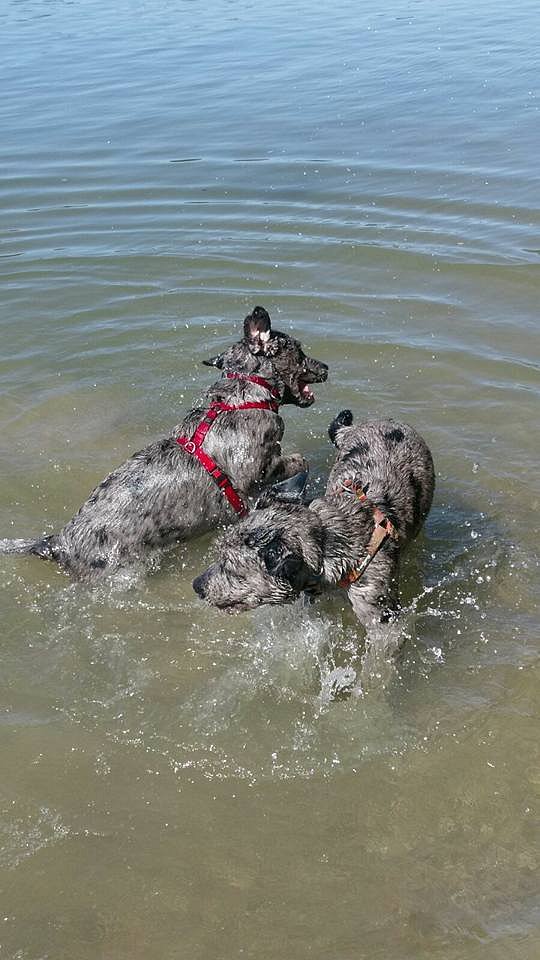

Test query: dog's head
[203,306,328,407]
[192,472,323,613]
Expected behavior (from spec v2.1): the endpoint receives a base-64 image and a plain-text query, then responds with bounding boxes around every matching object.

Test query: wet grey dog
[193,411,434,674]
[0,308,327,579]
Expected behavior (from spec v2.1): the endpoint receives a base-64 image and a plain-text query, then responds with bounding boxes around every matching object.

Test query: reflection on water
[1,0,539,957]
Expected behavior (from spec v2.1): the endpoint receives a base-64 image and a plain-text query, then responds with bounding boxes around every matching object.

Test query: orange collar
[337,479,399,588]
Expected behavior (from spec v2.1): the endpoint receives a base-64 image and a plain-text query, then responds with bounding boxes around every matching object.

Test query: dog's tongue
[300,381,315,401]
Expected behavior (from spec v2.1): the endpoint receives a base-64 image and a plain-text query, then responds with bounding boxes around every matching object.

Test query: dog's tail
[0,536,53,557]
[328,409,353,446]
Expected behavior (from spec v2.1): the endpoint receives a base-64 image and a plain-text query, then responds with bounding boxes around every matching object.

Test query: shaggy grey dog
[0,307,327,579]
[193,411,434,673]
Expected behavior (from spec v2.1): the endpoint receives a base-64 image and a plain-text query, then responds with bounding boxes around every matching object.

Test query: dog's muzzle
[293,360,328,406]
[304,359,328,384]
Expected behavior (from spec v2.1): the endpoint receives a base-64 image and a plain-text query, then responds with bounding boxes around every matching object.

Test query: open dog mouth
[289,376,323,407]
[295,363,328,406]
[213,593,290,613]
[221,603,249,614]
[278,359,328,407]
[298,379,316,404]
[213,598,259,614]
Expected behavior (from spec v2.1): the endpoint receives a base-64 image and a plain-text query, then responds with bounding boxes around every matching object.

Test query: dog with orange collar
[193,410,434,677]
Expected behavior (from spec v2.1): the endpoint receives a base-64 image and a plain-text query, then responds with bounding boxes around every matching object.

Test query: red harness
[175,372,280,518]
[224,371,280,400]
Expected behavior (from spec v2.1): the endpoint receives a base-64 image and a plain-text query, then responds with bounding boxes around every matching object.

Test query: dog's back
[327,410,435,540]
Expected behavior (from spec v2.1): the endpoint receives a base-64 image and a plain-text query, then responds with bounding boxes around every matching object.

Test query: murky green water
[1,0,539,957]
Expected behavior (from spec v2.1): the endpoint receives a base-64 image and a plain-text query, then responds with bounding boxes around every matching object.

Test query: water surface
[1,1,539,958]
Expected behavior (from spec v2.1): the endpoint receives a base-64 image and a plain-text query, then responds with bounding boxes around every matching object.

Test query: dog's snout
[306,358,329,382]
[192,571,209,598]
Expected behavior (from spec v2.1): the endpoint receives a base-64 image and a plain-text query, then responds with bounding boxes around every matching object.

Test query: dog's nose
[192,572,208,598]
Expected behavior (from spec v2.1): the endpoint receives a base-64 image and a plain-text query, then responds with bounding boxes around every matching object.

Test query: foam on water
[0,506,514,791]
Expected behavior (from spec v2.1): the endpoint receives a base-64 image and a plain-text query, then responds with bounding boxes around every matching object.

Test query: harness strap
[225,371,280,400]
[176,393,279,518]
[337,480,399,588]
[188,401,278,451]
[176,438,249,517]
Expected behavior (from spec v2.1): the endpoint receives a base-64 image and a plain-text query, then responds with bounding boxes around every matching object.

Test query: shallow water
[1,0,539,957]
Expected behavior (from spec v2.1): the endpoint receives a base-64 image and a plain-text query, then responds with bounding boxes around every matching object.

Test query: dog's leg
[315,562,401,700]
[347,558,404,687]
[360,616,404,688]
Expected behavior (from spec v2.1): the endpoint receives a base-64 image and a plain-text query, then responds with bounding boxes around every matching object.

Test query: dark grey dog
[0,308,327,579]
[193,411,434,674]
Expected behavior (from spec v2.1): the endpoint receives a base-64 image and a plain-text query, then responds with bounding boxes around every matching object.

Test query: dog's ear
[244,306,272,355]
[202,352,225,369]
[328,409,353,446]
[255,470,309,510]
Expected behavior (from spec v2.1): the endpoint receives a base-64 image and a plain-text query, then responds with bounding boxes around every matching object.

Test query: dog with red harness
[0,307,328,579]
